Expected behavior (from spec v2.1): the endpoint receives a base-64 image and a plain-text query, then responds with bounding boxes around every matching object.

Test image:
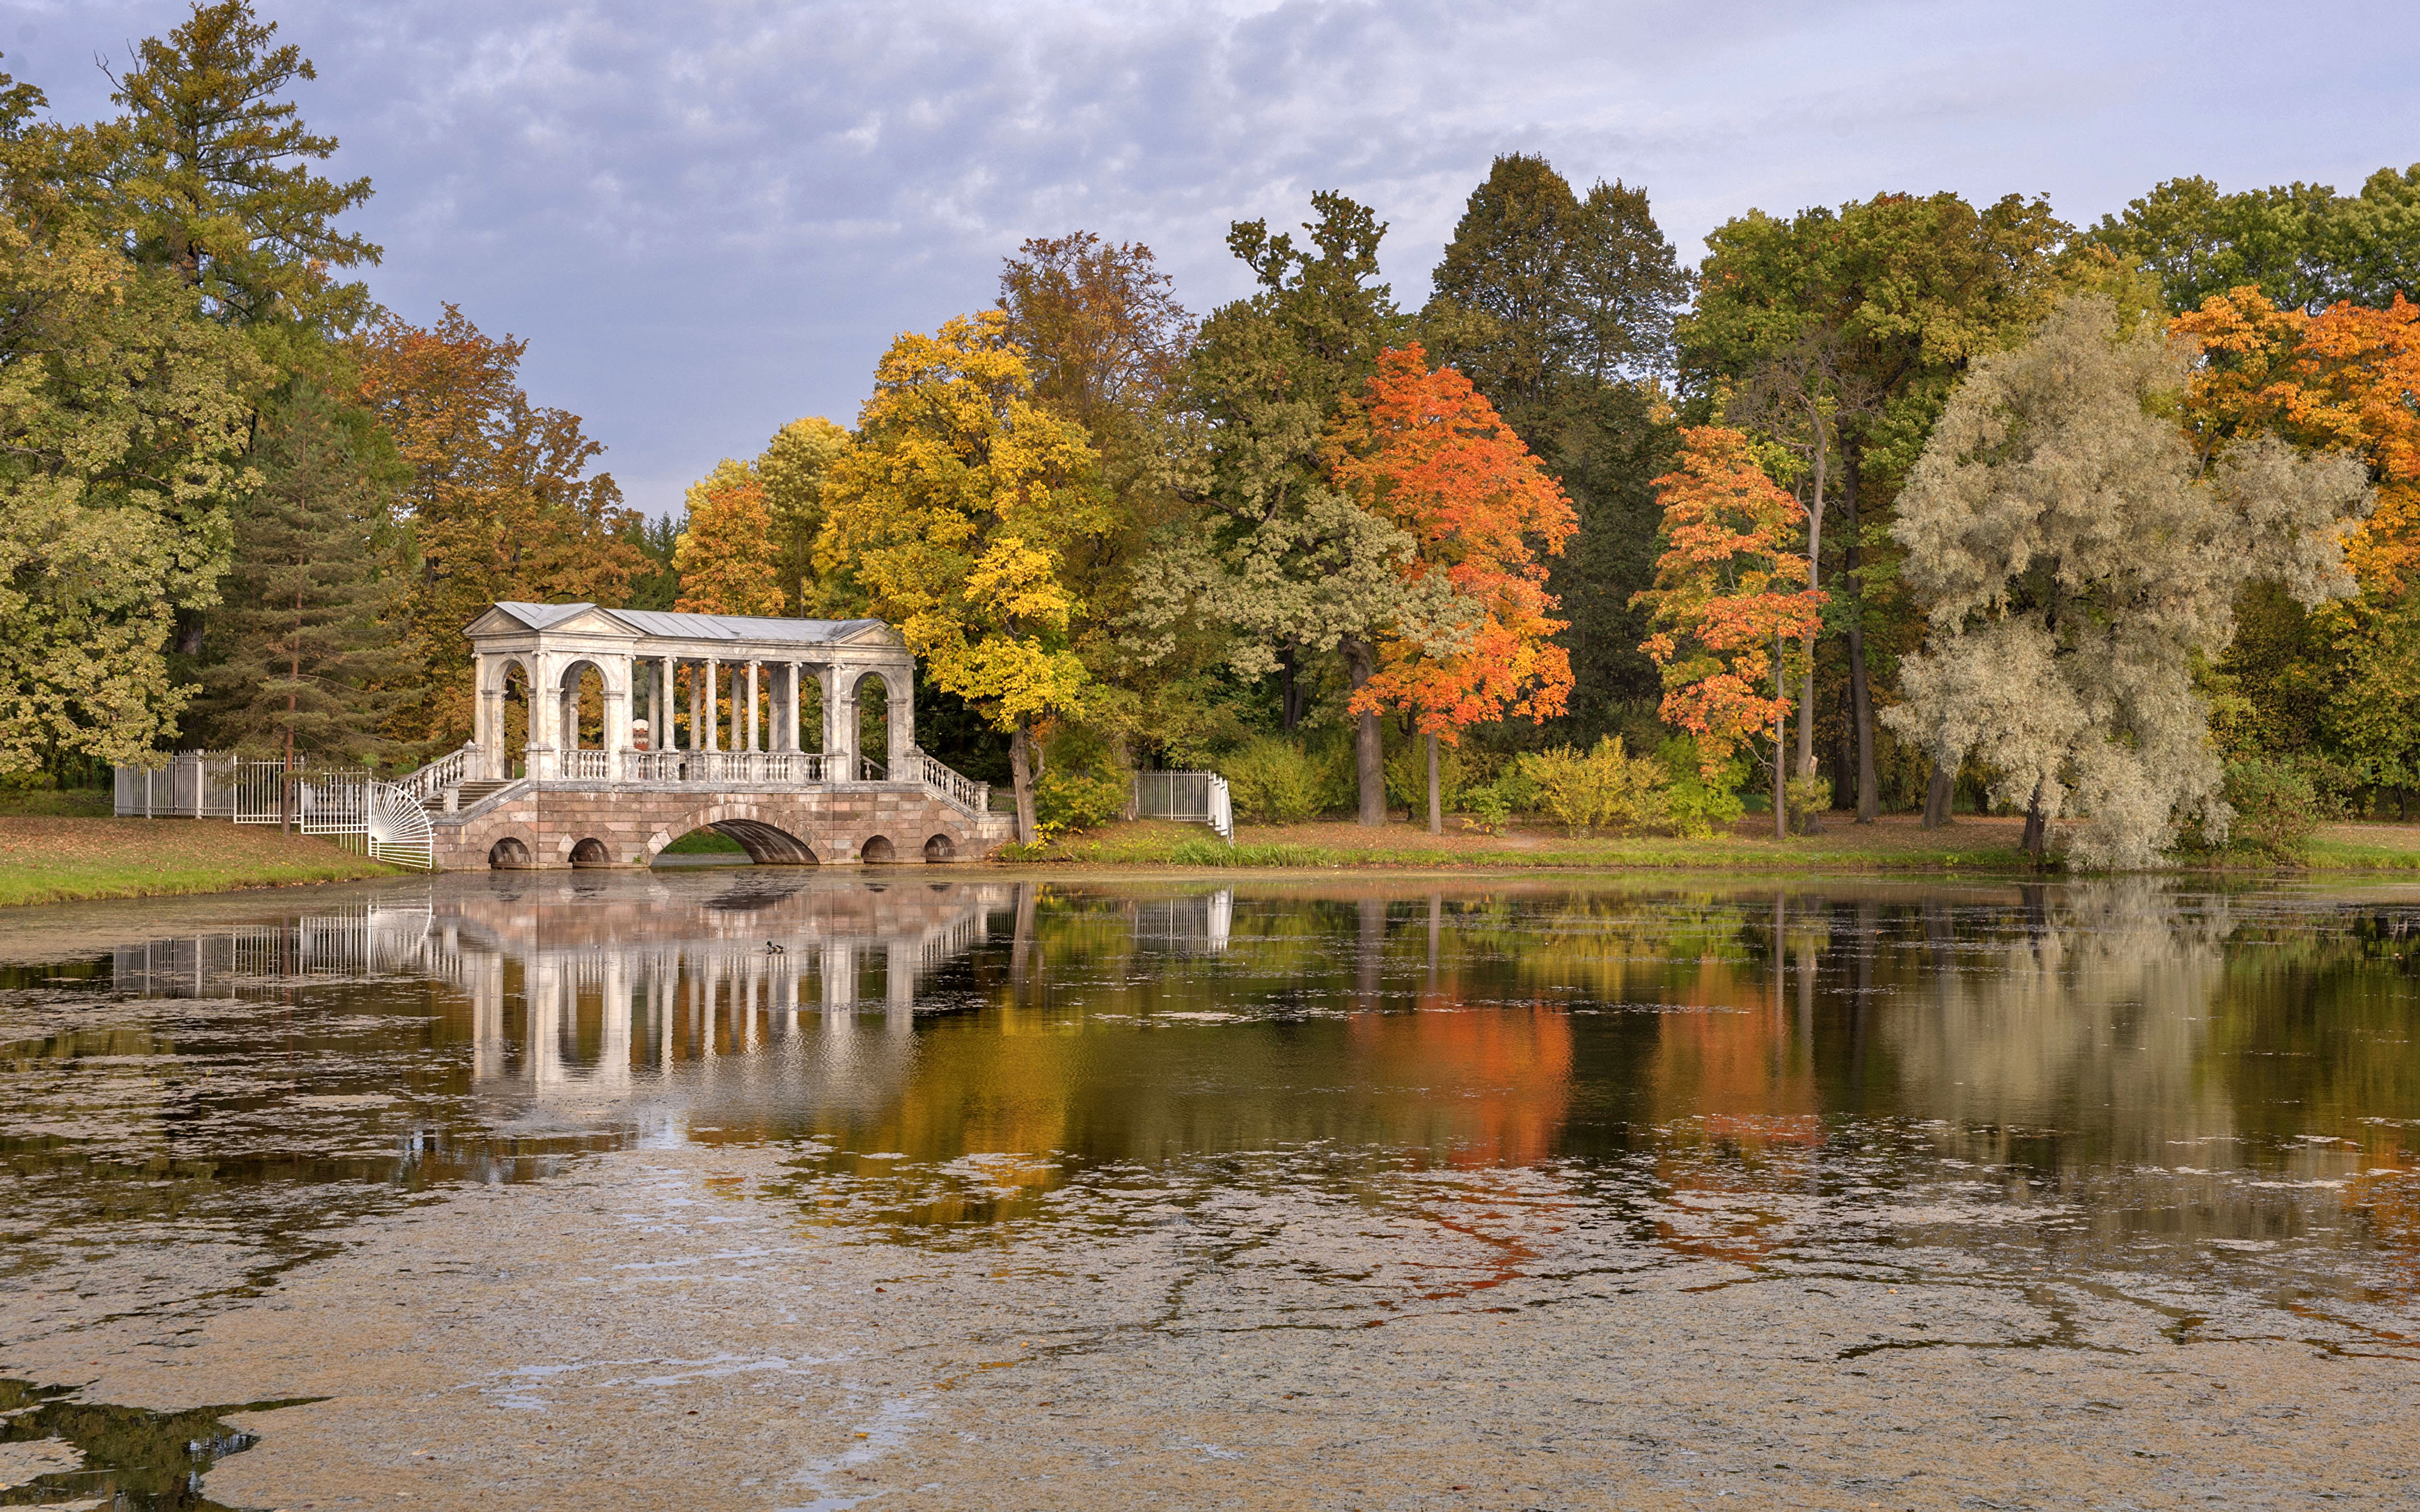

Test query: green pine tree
[190,381,417,768]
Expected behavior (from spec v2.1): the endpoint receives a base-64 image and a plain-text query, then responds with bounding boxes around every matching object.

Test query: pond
[1,871,2416,1509]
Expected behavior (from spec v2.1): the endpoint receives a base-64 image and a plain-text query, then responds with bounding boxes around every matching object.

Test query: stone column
[746,661,761,753]
[657,658,674,753]
[605,660,631,782]
[888,662,916,762]
[703,659,720,753]
[826,668,857,781]
[524,653,557,779]
[786,664,804,753]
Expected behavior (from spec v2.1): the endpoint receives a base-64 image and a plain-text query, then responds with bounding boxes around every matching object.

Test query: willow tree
[1884,295,2371,868]
[818,311,1105,842]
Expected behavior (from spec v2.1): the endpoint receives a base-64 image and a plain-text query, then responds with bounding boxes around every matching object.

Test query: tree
[187,380,415,791]
[758,415,853,614]
[1329,346,1577,832]
[101,0,378,330]
[1424,156,1688,731]
[1141,192,1424,823]
[2174,287,2420,800]
[2088,164,2420,315]
[352,305,643,748]
[818,311,1107,842]
[0,66,264,777]
[999,232,1201,762]
[1882,296,2371,868]
[1632,427,1826,835]
[1683,190,2068,820]
[673,461,783,616]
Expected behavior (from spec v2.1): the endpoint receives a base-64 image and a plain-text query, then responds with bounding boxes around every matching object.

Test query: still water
[3,870,2417,1509]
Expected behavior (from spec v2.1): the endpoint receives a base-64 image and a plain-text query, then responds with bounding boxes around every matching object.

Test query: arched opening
[569,837,612,867]
[797,675,825,754]
[500,662,532,777]
[488,835,531,869]
[923,833,955,862]
[860,834,896,864]
[856,672,889,777]
[652,819,818,867]
[558,660,609,753]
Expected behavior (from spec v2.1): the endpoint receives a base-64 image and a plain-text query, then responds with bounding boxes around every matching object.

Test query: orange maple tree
[1632,426,1826,774]
[2174,287,2420,597]
[1328,345,1578,740]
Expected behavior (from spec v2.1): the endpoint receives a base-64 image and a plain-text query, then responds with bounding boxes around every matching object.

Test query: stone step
[427,780,517,815]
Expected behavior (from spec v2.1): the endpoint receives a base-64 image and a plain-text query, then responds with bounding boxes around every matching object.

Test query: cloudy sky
[8,0,2414,517]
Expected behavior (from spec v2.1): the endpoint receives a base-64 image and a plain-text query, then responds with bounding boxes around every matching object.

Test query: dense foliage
[19,2,2420,868]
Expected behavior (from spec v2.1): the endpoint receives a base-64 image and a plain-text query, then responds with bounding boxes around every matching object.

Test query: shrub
[1034,765,1129,835]
[1463,785,1512,835]
[1658,736,1746,839]
[1221,736,1327,823]
[1519,736,1669,836]
[1783,772,1832,836]
[2216,757,2320,862]
[1384,740,1467,815]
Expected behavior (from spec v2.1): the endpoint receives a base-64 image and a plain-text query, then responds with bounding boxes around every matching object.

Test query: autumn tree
[999,232,1202,760]
[672,461,783,616]
[1683,191,2068,820]
[1329,346,1577,832]
[1424,155,1687,729]
[188,381,414,778]
[1632,427,1826,836]
[353,305,643,748]
[2175,287,2420,803]
[1884,296,2371,868]
[101,0,378,330]
[1140,192,1431,823]
[0,64,265,777]
[818,312,1107,842]
[759,416,853,614]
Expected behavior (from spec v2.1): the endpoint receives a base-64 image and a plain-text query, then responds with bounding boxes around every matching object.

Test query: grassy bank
[1023,815,2420,874]
[0,818,397,907]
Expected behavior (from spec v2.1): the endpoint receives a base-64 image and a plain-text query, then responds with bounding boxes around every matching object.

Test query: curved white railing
[294,776,435,871]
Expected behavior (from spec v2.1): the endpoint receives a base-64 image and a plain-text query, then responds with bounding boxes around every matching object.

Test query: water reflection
[6,873,2420,1320]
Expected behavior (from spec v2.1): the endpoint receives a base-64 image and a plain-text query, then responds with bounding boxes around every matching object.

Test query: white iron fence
[1133,770,1234,841]
[113,751,433,870]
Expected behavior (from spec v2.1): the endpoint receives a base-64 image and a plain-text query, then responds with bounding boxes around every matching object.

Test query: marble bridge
[396,602,1017,871]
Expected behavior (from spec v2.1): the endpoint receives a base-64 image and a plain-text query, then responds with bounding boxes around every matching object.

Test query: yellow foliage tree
[819,311,1107,841]
[760,416,854,614]
[672,460,783,616]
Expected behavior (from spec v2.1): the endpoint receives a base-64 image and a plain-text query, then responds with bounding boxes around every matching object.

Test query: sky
[6,0,2415,518]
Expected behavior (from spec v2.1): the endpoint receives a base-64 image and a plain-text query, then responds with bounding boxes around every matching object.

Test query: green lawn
[1026,814,2420,874]
[0,818,396,907]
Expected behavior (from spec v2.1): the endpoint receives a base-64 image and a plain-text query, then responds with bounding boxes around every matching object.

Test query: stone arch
[853,670,891,774]
[488,835,532,869]
[860,834,896,863]
[711,818,818,865]
[555,658,617,752]
[640,801,819,866]
[923,833,955,862]
[568,837,612,867]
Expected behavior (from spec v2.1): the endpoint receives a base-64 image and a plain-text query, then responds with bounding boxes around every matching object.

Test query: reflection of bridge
[110,875,1020,1116]
[411,603,1015,869]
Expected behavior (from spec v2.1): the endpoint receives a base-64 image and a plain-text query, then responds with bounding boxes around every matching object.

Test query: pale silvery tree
[1883,295,2371,869]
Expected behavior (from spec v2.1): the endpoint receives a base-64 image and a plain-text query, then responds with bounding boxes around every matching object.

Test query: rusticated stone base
[427,782,1013,870]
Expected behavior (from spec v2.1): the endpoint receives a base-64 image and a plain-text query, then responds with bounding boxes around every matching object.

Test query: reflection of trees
[1879,881,2238,1168]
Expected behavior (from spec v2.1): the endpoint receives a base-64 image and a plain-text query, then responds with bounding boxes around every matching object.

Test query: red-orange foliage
[1632,427,1826,772]
[2174,287,2420,597]
[1328,345,1577,738]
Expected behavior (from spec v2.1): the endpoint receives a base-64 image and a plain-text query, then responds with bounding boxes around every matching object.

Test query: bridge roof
[481,602,894,646]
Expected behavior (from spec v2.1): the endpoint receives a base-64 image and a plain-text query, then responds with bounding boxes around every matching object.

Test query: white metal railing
[1135,770,1233,841]
[115,752,369,823]
[294,774,435,870]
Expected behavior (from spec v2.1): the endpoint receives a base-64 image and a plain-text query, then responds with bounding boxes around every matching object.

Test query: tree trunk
[2021,777,2049,859]
[1841,449,1878,823]
[1348,638,1385,827]
[1426,733,1442,836]
[1922,760,1955,829]
[1008,719,1039,844]
[1773,636,1787,842]
[1280,643,1303,733]
[1798,441,1824,782]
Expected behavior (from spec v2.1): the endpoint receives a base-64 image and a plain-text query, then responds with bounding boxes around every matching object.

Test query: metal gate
[1132,770,1233,840]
